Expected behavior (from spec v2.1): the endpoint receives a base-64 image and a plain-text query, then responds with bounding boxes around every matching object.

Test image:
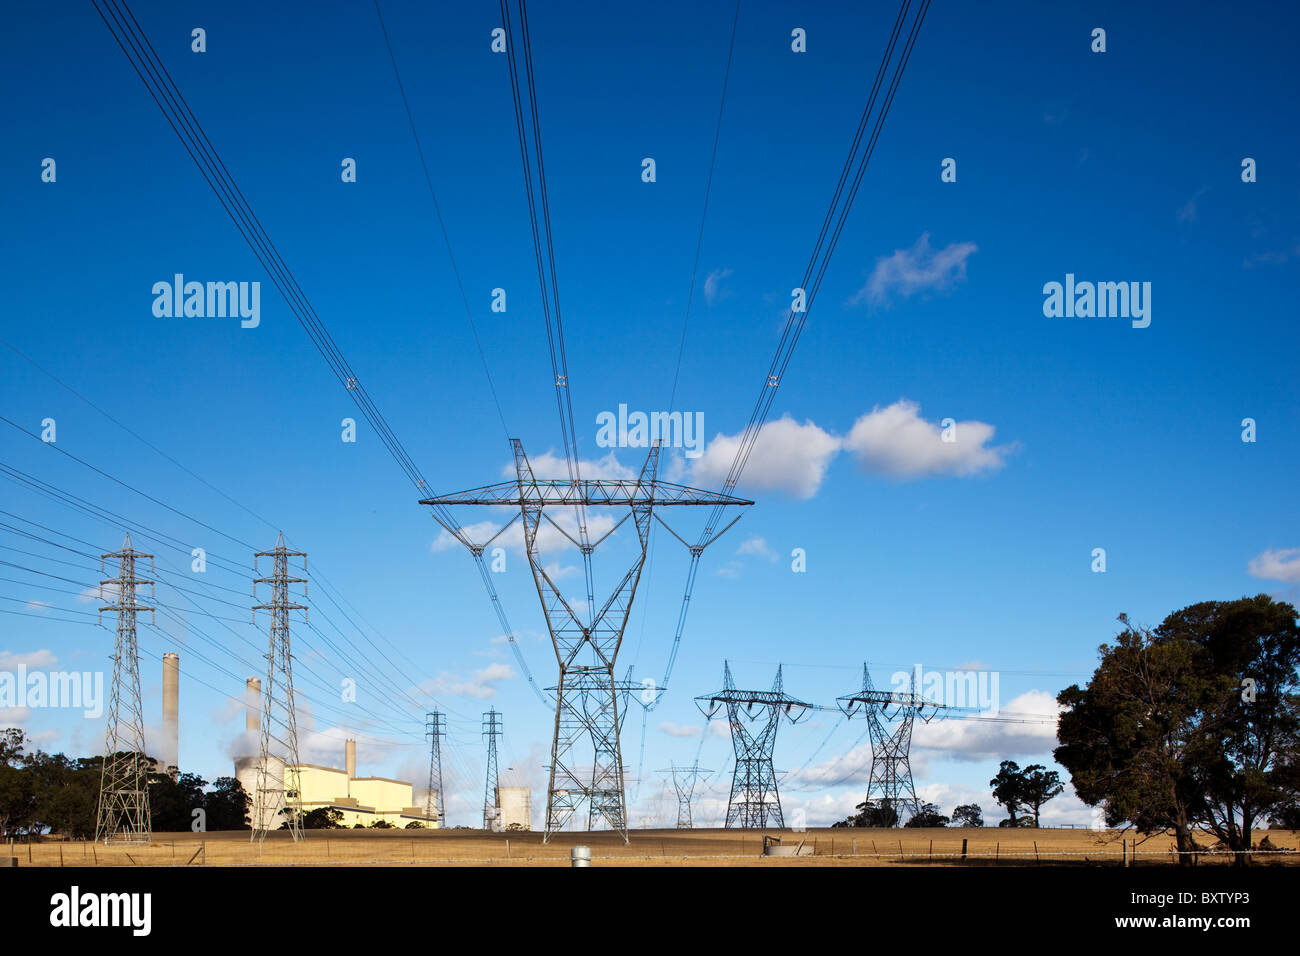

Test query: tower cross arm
[420,479,753,508]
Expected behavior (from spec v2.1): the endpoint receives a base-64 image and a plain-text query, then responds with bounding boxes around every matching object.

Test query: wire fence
[7,831,1299,867]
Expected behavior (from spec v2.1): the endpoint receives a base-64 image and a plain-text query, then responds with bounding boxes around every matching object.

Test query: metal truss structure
[697,662,810,829]
[426,710,446,826]
[482,708,502,830]
[837,664,951,823]
[423,440,751,841]
[251,533,308,845]
[658,762,712,829]
[95,534,155,844]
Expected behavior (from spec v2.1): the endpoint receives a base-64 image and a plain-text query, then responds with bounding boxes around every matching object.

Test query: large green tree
[989,760,1029,826]
[904,802,950,827]
[1057,596,1300,865]
[831,797,900,828]
[204,776,250,830]
[0,728,34,838]
[149,771,208,832]
[1020,765,1065,826]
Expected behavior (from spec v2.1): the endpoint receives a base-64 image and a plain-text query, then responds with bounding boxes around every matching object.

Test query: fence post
[961,838,968,862]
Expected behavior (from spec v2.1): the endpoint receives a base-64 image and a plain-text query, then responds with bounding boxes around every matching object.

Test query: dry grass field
[9,827,1300,867]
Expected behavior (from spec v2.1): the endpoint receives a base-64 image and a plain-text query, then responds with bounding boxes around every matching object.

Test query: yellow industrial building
[237,684,438,829]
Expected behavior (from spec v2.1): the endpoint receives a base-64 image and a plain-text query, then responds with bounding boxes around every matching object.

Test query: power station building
[236,678,437,829]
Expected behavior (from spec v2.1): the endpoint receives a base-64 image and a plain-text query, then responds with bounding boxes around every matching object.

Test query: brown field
[8,827,1300,867]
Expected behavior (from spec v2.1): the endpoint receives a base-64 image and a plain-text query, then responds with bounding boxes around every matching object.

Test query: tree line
[0,728,249,839]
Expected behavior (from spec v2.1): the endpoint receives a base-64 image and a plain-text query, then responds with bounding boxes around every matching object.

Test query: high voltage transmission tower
[837,664,952,823]
[482,708,502,831]
[658,762,712,829]
[424,442,751,841]
[95,534,155,844]
[425,711,446,827]
[251,533,307,845]
[697,662,809,829]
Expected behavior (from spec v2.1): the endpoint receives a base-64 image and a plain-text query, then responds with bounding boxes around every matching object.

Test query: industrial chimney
[245,677,261,734]
[162,653,179,778]
[346,738,356,780]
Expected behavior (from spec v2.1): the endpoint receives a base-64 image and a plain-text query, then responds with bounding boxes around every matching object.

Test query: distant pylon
[95,534,155,844]
[251,533,308,845]
[837,664,952,823]
[696,662,809,828]
[421,440,752,841]
[658,761,712,829]
[483,708,502,830]
[425,710,446,827]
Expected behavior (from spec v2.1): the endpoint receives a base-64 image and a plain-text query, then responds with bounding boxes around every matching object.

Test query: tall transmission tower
[251,533,307,845]
[658,762,712,829]
[95,534,155,844]
[696,662,809,829]
[837,664,951,823]
[422,440,751,842]
[425,711,446,827]
[482,708,502,831]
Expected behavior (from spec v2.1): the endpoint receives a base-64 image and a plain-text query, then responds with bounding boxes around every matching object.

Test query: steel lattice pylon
[658,761,711,829]
[95,534,155,844]
[426,711,446,827]
[483,708,502,830]
[250,533,307,845]
[696,662,809,829]
[422,440,751,842]
[837,664,951,823]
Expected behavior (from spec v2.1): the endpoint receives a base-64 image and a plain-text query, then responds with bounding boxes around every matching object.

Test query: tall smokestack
[162,653,179,778]
[245,677,261,734]
[346,738,356,780]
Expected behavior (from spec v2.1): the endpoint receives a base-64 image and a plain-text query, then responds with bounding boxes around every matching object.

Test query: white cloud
[505,449,635,482]
[789,741,874,788]
[658,721,701,738]
[432,509,619,558]
[0,649,58,670]
[23,601,51,614]
[843,399,1012,478]
[692,414,840,499]
[703,267,733,305]
[543,562,580,581]
[911,690,1062,761]
[1248,547,1300,583]
[422,663,515,700]
[76,583,116,604]
[0,706,32,726]
[849,233,977,308]
[736,536,778,562]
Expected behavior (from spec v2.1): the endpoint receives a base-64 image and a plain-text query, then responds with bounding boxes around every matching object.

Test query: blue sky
[1,0,1298,829]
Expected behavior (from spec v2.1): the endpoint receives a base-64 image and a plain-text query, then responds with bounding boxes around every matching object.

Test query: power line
[667,0,742,412]
[654,0,931,698]
[371,0,511,439]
